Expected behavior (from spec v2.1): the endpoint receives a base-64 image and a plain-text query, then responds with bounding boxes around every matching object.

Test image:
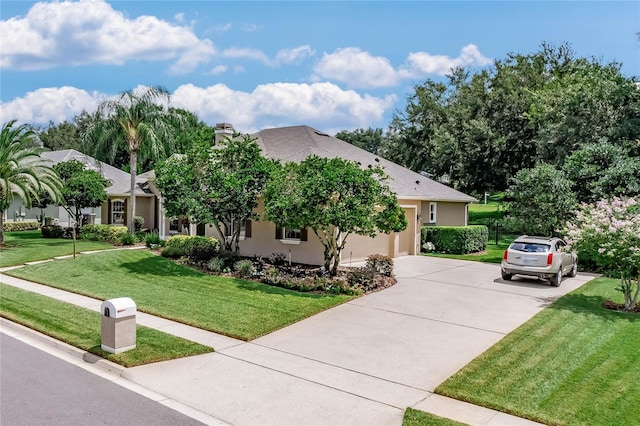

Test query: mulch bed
[603,300,640,313]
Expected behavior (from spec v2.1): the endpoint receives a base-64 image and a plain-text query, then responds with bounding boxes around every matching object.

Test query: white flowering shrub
[565,197,640,310]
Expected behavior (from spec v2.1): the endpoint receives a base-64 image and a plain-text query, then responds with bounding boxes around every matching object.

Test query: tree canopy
[263,156,407,275]
[89,86,185,232]
[386,43,640,196]
[155,135,274,252]
[53,160,110,228]
[0,120,62,245]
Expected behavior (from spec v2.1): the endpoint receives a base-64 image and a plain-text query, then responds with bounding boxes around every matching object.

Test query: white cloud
[172,82,396,133]
[208,65,228,75]
[174,12,185,23]
[312,48,399,89]
[276,45,316,64]
[220,47,273,66]
[400,44,492,78]
[213,23,232,32]
[0,86,100,125]
[2,83,396,134]
[0,0,216,73]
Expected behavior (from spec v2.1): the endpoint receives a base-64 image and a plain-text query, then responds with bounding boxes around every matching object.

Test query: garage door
[397,208,416,256]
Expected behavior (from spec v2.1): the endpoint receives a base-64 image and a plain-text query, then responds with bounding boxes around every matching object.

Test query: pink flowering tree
[565,197,640,311]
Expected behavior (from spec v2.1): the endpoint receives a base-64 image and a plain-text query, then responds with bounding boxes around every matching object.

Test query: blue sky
[1,1,638,135]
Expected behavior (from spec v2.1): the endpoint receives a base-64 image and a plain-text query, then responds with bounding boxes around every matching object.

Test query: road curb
[0,317,126,376]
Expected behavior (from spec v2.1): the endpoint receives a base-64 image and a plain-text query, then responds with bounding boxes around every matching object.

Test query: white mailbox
[101,297,136,319]
[100,297,136,354]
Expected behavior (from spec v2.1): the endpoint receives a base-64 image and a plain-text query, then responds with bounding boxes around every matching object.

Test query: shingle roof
[41,149,153,197]
[252,125,476,202]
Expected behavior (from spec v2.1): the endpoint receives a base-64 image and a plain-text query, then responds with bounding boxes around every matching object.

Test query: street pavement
[0,255,596,425]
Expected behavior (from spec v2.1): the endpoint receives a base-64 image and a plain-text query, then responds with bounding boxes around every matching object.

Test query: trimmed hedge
[80,224,128,243]
[421,225,488,254]
[161,235,220,261]
[4,221,40,231]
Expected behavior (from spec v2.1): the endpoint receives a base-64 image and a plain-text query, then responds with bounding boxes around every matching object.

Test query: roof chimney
[214,123,234,143]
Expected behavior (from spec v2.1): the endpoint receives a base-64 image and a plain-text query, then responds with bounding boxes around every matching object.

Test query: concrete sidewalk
[1,256,595,425]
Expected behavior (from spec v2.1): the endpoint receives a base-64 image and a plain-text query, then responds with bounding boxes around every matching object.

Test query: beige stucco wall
[135,196,156,230]
[420,201,468,226]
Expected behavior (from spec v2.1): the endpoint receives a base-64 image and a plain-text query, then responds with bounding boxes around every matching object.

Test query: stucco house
[4,149,159,230]
[151,124,477,265]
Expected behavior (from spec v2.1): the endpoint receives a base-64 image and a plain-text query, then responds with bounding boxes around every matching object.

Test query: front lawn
[4,250,353,340]
[436,277,640,426]
[0,230,114,267]
[403,408,467,426]
[0,284,213,367]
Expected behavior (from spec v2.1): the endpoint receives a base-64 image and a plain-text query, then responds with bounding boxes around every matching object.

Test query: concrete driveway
[123,256,594,425]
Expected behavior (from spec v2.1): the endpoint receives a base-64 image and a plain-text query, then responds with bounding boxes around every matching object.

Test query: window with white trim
[428,202,437,224]
[112,200,125,225]
[284,228,301,240]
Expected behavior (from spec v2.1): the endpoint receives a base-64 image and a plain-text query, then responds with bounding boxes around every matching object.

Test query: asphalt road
[0,333,204,426]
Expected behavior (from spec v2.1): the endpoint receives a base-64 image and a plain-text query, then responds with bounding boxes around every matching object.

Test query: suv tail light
[547,253,553,266]
[503,250,508,261]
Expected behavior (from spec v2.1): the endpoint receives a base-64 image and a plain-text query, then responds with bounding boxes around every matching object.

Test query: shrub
[421,225,488,254]
[80,224,128,243]
[134,216,145,232]
[4,221,40,232]
[144,232,162,249]
[160,246,183,258]
[366,254,394,277]
[164,235,219,262]
[41,225,65,239]
[119,232,137,246]
[207,257,226,273]
[347,265,377,290]
[234,259,255,278]
[269,252,287,266]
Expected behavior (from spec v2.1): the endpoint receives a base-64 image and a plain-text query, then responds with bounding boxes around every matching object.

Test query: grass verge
[4,250,353,340]
[435,277,640,426]
[0,230,114,267]
[0,284,213,367]
[403,408,467,426]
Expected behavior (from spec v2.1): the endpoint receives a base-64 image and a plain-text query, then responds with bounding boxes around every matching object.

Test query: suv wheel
[568,262,578,278]
[550,269,562,287]
[501,270,512,281]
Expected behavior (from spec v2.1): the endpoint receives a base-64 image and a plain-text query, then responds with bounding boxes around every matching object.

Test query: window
[112,200,124,225]
[428,202,437,224]
[223,220,250,239]
[284,228,301,240]
[275,227,307,243]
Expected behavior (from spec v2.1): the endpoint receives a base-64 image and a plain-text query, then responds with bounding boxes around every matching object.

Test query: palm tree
[0,120,62,245]
[90,86,184,232]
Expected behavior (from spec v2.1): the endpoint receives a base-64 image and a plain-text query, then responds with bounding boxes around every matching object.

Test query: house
[151,124,477,265]
[4,149,160,230]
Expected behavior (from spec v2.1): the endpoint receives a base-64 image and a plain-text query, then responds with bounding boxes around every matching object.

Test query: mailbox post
[100,297,136,354]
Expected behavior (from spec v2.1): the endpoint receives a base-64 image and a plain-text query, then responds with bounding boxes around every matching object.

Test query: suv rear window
[510,242,550,253]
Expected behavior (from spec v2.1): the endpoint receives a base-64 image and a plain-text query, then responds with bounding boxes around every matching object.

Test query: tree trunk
[0,211,5,246]
[129,149,137,233]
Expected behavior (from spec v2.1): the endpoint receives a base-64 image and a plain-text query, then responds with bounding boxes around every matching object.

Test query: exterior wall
[135,196,156,230]
[342,232,392,264]
[420,201,469,227]
[4,198,102,226]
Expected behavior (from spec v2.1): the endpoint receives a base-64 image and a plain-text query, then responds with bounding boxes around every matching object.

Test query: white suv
[501,236,578,286]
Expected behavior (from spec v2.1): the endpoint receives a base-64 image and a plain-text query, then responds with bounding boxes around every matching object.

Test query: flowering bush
[565,197,640,311]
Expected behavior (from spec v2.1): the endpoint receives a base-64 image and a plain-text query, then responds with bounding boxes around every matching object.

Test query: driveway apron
[122,256,594,425]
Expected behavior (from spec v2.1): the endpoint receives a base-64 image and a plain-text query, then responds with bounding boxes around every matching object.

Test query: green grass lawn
[0,230,114,267]
[435,277,640,426]
[4,249,353,340]
[403,408,467,426]
[0,284,213,367]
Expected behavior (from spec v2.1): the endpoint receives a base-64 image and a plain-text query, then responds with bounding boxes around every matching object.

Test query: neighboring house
[4,149,159,230]
[150,124,477,265]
